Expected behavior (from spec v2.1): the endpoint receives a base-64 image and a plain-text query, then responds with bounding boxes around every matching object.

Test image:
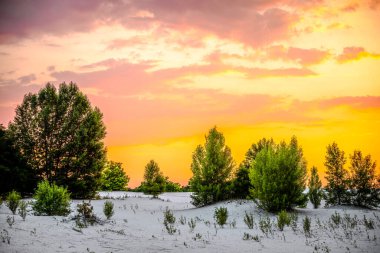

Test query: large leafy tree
[189,127,235,207]
[233,138,275,199]
[249,136,307,212]
[349,150,379,208]
[8,82,106,198]
[0,125,37,195]
[100,161,130,191]
[141,160,166,197]
[324,142,349,206]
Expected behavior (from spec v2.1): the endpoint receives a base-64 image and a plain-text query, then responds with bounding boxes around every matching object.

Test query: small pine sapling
[277,210,291,231]
[303,216,311,237]
[214,207,228,228]
[103,200,114,220]
[244,211,254,229]
[6,190,21,215]
[18,201,28,221]
[163,208,176,234]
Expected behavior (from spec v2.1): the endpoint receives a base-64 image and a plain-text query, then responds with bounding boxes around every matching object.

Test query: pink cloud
[0,0,324,46]
[336,47,380,63]
[267,45,330,66]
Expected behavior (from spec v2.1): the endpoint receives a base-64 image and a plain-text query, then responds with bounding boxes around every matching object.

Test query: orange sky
[1,0,379,187]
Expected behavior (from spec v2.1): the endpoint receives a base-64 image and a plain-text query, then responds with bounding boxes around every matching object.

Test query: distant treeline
[1,83,379,211]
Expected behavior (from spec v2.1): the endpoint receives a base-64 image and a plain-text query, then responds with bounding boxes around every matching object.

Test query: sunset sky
[1,0,380,187]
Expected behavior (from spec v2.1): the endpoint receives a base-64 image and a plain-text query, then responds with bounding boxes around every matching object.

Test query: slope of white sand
[1,192,379,253]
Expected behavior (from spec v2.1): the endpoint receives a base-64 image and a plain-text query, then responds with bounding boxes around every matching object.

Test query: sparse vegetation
[277,210,291,231]
[6,216,14,227]
[244,211,255,229]
[6,190,21,215]
[18,200,28,221]
[163,208,176,234]
[76,201,99,227]
[33,181,71,216]
[259,216,273,237]
[214,207,228,228]
[303,216,311,237]
[103,200,114,219]
[188,218,196,232]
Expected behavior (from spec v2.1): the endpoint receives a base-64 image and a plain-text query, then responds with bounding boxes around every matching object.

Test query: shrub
[18,201,28,221]
[6,190,21,215]
[163,208,176,234]
[100,161,130,191]
[33,181,71,216]
[103,200,114,219]
[6,216,14,227]
[76,201,98,227]
[244,211,254,229]
[249,137,307,212]
[363,215,374,230]
[303,216,311,237]
[330,211,342,226]
[188,218,196,232]
[259,216,273,237]
[214,207,228,228]
[277,210,291,231]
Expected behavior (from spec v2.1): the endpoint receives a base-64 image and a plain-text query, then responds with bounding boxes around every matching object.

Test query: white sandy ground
[1,192,380,253]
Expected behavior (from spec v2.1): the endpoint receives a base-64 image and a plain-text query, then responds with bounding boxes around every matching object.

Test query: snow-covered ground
[1,192,379,253]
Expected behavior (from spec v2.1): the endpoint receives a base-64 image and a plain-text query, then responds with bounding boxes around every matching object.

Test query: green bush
[303,216,311,237]
[103,200,114,219]
[277,210,291,231]
[163,207,176,234]
[76,201,98,227]
[18,200,28,221]
[6,190,21,214]
[33,181,71,216]
[214,207,228,228]
[249,137,307,212]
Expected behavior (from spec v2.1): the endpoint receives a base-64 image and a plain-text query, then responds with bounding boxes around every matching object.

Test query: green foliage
[103,200,114,219]
[18,201,28,221]
[165,180,182,192]
[277,210,291,231]
[349,150,379,208]
[303,216,311,237]
[0,125,37,194]
[232,138,274,199]
[324,142,349,206]
[189,127,235,206]
[33,181,71,216]
[249,136,307,212]
[6,190,21,215]
[330,211,342,226]
[100,161,130,191]
[214,207,228,228]
[244,211,254,229]
[141,160,166,197]
[163,208,176,234]
[8,83,106,199]
[76,201,98,227]
[259,216,273,237]
[309,166,323,209]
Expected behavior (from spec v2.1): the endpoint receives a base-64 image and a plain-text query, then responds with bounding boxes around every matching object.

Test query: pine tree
[189,127,234,206]
[308,166,323,208]
[141,160,166,198]
[8,83,106,198]
[324,142,349,206]
[349,150,379,208]
[249,136,307,212]
[232,138,275,199]
[100,161,130,191]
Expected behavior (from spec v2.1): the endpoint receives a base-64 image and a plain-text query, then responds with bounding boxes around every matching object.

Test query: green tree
[100,161,130,191]
[8,82,106,198]
[165,180,182,192]
[141,160,166,197]
[232,138,275,199]
[324,142,349,206]
[189,127,235,206]
[0,125,37,195]
[349,150,379,208]
[249,136,307,212]
[308,166,323,208]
